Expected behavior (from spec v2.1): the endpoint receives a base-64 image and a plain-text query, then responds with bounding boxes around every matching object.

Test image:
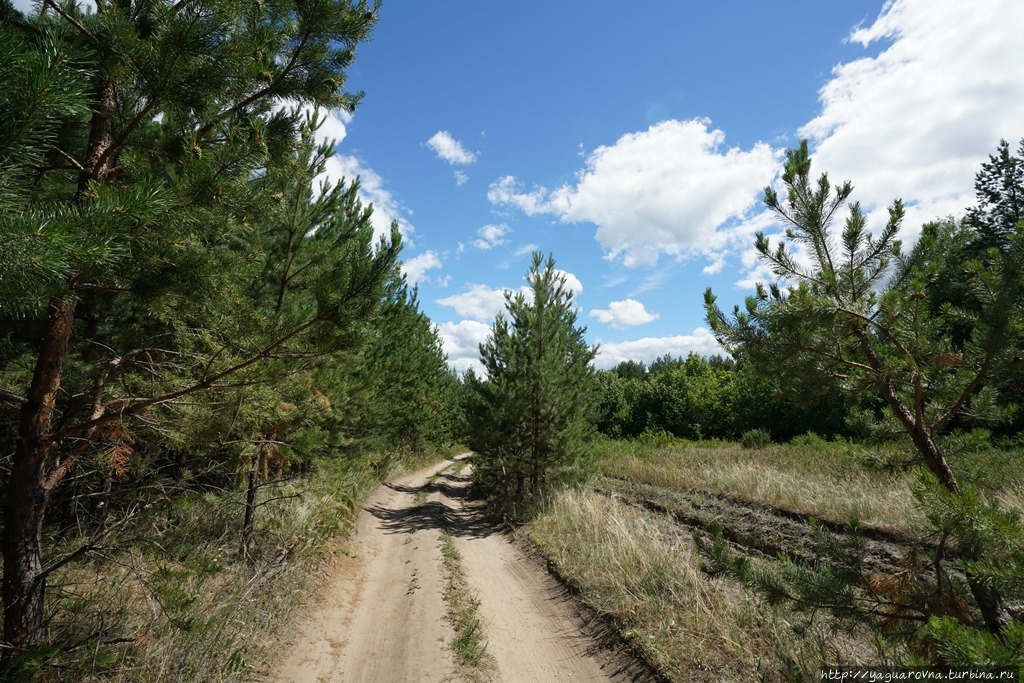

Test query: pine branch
[42,0,99,45]
[1,388,27,404]
[44,317,322,454]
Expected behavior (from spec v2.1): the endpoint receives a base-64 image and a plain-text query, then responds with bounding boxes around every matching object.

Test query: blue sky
[17,0,1023,373]
[327,0,1024,373]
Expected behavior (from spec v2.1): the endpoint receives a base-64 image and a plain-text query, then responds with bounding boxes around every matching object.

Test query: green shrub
[636,429,677,448]
[789,431,830,450]
[740,428,772,449]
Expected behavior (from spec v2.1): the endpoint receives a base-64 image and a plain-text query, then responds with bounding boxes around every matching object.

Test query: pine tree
[704,140,1024,636]
[466,253,597,515]
[0,0,385,661]
[968,138,1024,252]
[348,278,461,454]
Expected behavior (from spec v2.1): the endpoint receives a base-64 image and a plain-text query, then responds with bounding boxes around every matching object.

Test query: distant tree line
[593,352,851,442]
[595,138,1024,447]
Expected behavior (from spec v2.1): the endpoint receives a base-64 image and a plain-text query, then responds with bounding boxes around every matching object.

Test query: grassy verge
[527,488,874,682]
[524,437,1024,680]
[36,448,451,682]
[596,437,1024,534]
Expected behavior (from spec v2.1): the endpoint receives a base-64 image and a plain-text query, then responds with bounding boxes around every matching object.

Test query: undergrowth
[30,447,447,682]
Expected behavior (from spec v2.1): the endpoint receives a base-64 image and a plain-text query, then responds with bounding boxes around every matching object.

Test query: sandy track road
[271,457,650,682]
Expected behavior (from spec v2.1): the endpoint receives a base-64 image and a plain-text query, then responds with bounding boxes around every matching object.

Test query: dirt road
[271,457,647,682]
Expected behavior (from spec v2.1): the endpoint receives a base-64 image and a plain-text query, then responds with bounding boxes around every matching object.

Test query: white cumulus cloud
[487,176,560,216]
[436,320,492,374]
[488,119,780,267]
[402,251,443,286]
[594,328,724,370]
[589,299,659,329]
[437,284,520,322]
[437,269,582,323]
[730,0,1024,291]
[426,130,477,165]
[798,0,1024,240]
[553,269,584,297]
[472,224,510,250]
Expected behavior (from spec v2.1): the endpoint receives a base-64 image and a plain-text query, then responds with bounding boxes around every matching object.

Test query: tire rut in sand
[272,458,652,682]
[272,459,456,683]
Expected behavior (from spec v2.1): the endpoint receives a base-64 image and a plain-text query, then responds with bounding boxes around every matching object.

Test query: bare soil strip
[271,458,645,682]
[272,458,456,682]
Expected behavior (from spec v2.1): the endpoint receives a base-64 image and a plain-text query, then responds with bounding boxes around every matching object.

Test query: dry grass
[598,442,927,534]
[34,450,443,682]
[527,488,874,682]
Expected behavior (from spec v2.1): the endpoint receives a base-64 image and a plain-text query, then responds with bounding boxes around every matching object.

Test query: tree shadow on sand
[367,469,497,539]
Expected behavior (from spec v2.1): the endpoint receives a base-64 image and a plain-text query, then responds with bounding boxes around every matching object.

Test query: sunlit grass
[596,437,1024,533]
[528,488,873,681]
[439,533,492,678]
[42,449,443,682]
[598,441,920,533]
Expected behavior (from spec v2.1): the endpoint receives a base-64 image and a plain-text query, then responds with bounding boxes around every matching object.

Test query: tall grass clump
[527,489,871,681]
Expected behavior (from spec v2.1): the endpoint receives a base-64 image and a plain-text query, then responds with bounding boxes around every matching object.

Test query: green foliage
[741,428,773,449]
[705,139,1023,486]
[465,253,598,515]
[346,281,462,453]
[703,138,1024,645]
[912,617,1024,667]
[592,352,850,442]
[968,138,1024,252]
[0,0,458,673]
[612,359,647,380]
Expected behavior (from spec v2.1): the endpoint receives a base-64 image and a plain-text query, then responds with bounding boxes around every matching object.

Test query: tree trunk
[240,466,259,561]
[967,575,1012,634]
[878,381,1011,632]
[3,295,76,663]
[857,332,1010,633]
[77,78,117,197]
[867,361,961,493]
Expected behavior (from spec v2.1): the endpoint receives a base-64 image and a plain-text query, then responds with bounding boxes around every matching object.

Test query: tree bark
[856,331,1010,634]
[3,294,76,662]
[77,78,117,197]
[240,460,259,561]
[3,69,116,665]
